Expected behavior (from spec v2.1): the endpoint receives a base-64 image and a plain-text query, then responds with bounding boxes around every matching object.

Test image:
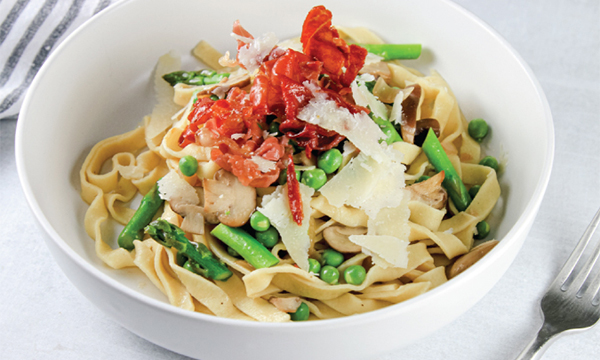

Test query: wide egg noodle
[159,125,212,162]
[408,222,468,259]
[356,282,431,304]
[165,250,254,321]
[153,242,196,311]
[133,239,167,294]
[408,200,446,232]
[80,126,162,269]
[214,272,291,322]
[320,293,391,316]
[310,195,368,227]
[304,300,345,320]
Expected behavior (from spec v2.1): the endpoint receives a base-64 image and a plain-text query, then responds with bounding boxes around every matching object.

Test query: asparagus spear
[146,219,233,281]
[359,44,422,60]
[118,183,164,251]
[371,115,403,144]
[162,69,229,87]
[211,224,280,269]
[421,128,472,211]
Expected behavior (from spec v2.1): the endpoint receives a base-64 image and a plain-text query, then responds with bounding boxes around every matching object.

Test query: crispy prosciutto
[177,5,369,222]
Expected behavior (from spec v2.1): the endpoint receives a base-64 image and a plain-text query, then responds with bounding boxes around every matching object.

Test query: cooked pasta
[79,6,501,322]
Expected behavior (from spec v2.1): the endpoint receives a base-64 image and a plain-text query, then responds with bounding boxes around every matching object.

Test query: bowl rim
[15,0,554,330]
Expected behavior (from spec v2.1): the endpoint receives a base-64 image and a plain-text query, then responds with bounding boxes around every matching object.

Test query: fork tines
[554,207,600,306]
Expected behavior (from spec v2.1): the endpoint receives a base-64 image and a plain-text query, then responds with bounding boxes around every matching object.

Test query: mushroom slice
[203,169,256,227]
[414,118,441,143]
[406,171,447,210]
[400,83,422,144]
[171,203,205,235]
[359,61,392,83]
[322,226,366,253]
[448,240,499,279]
[269,296,303,313]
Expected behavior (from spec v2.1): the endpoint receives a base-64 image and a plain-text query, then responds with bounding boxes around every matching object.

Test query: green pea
[289,302,310,321]
[255,227,279,248]
[268,121,281,136]
[468,118,489,142]
[317,149,343,174]
[320,265,340,284]
[227,246,240,258]
[179,155,198,177]
[209,94,219,101]
[321,249,344,267]
[475,220,490,240]
[308,258,321,275]
[469,185,482,199]
[479,156,499,172]
[301,168,327,190]
[250,211,271,232]
[278,168,301,185]
[415,175,430,183]
[343,265,367,285]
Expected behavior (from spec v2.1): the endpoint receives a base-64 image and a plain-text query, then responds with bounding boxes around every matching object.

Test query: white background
[1,0,598,359]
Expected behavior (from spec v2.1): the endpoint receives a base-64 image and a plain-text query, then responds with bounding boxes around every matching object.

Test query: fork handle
[514,322,561,360]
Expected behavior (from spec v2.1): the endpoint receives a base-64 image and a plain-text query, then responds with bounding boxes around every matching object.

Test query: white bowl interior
[16,0,553,359]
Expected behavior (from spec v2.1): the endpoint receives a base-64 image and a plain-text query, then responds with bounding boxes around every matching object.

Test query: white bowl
[16,0,554,359]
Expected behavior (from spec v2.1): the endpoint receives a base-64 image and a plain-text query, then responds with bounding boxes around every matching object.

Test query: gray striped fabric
[0,0,113,120]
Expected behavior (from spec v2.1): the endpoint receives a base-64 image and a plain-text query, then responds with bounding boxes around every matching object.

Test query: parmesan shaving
[389,90,405,125]
[297,81,387,162]
[258,183,315,271]
[235,32,279,74]
[157,170,200,205]
[319,151,406,219]
[351,79,389,120]
[348,235,409,268]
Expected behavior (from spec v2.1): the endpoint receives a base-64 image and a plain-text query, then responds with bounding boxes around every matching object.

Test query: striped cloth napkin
[0,0,114,120]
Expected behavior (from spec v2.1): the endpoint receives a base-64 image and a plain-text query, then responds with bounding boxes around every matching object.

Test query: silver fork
[515,207,600,360]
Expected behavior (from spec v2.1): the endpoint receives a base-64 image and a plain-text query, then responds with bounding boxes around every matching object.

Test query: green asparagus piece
[117,183,164,251]
[211,224,280,269]
[146,219,233,281]
[371,115,403,144]
[358,44,422,60]
[422,128,472,211]
[162,70,229,87]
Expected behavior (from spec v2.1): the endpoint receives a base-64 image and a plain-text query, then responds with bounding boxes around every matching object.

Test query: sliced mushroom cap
[414,118,441,146]
[203,169,256,227]
[170,203,205,234]
[359,61,392,83]
[448,240,499,279]
[269,296,303,313]
[400,84,422,144]
[322,225,366,253]
[406,171,447,210]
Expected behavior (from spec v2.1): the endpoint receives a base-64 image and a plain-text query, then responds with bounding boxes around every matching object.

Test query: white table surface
[1,0,599,359]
